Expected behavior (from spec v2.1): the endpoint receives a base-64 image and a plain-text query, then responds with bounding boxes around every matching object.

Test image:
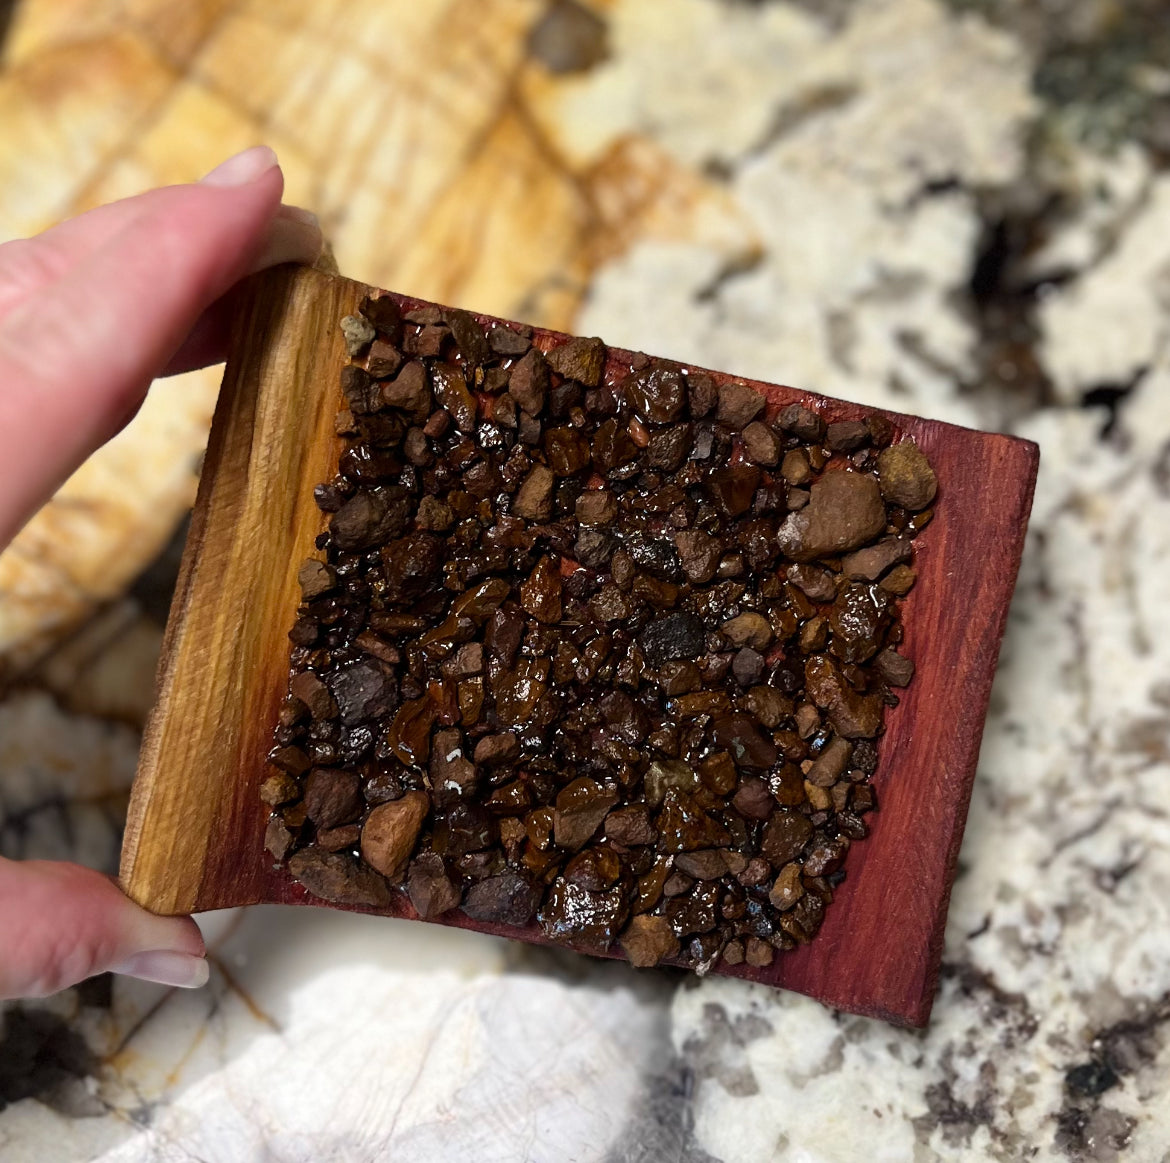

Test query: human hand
[0,146,322,997]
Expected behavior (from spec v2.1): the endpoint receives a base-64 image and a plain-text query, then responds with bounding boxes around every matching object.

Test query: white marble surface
[4,1,1170,1160]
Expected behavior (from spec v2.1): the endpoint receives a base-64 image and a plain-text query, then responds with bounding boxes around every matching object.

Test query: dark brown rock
[289,848,392,907]
[541,428,588,479]
[777,403,825,442]
[828,583,893,664]
[316,823,361,852]
[304,768,363,829]
[443,642,484,678]
[298,558,336,600]
[761,811,814,866]
[264,817,294,861]
[540,879,627,951]
[805,736,853,787]
[656,789,730,852]
[366,339,404,380]
[707,464,761,517]
[520,556,563,624]
[382,361,431,420]
[269,745,311,776]
[405,323,449,358]
[842,537,912,581]
[674,529,722,584]
[360,292,404,343]
[462,872,541,926]
[714,713,778,770]
[554,777,619,849]
[674,850,727,880]
[605,805,657,846]
[804,654,883,738]
[564,846,622,891]
[328,661,397,725]
[699,752,737,794]
[513,464,556,521]
[687,371,718,418]
[593,417,638,473]
[487,323,532,355]
[402,428,432,467]
[407,852,461,919]
[732,776,775,820]
[431,362,477,433]
[786,563,837,602]
[290,670,338,720]
[509,348,550,415]
[745,686,792,729]
[576,489,618,525]
[626,363,686,422]
[430,728,478,803]
[331,486,412,551]
[647,424,692,471]
[716,382,766,429]
[826,420,870,452]
[474,732,521,767]
[446,308,490,366]
[741,421,781,466]
[875,647,915,687]
[546,336,606,386]
[776,471,886,561]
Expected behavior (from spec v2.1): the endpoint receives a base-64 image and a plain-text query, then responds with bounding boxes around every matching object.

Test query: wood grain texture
[121,264,1038,1026]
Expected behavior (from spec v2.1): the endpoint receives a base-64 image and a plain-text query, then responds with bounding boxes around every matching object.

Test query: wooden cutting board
[120,263,1038,1027]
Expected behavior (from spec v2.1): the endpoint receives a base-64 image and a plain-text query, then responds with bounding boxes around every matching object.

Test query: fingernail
[278,204,320,229]
[110,950,210,989]
[248,214,324,273]
[200,145,279,188]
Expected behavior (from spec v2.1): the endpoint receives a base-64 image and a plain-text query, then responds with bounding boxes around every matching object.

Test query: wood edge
[912,437,1040,1024]
[120,350,241,908]
[121,268,318,913]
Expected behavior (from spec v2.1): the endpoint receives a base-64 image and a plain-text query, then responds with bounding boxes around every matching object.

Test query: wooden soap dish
[119,265,1038,1027]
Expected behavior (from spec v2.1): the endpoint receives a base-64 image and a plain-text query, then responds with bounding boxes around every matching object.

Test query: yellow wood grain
[120,264,357,912]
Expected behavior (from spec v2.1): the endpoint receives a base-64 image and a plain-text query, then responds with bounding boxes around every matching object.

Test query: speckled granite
[3,0,1170,1159]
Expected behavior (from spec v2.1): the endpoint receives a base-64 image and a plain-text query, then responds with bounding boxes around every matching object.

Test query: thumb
[0,856,207,999]
[0,146,312,548]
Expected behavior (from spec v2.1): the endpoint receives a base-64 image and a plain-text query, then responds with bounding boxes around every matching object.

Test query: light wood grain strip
[121,265,360,913]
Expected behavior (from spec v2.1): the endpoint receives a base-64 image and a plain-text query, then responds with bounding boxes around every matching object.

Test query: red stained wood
[121,265,1038,1027]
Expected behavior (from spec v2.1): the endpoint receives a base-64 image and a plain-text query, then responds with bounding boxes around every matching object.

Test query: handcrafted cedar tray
[120,265,1038,1027]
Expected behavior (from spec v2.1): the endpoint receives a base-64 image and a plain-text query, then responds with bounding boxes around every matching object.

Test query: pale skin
[0,146,323,998]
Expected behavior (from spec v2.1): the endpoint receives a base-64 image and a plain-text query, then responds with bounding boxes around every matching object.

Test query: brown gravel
[266,299,937,975]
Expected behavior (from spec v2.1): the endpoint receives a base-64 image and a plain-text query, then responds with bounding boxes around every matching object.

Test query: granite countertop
[3,0,1170,1159]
